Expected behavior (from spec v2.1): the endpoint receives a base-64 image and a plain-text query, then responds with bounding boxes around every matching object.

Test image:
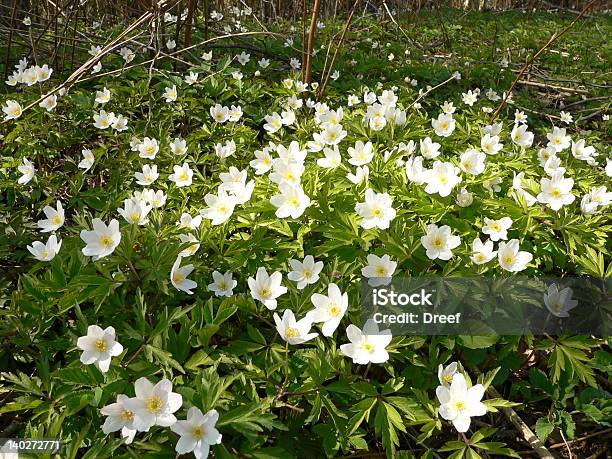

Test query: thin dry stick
[0,0,174,125]
[487,384,555,459]
[406,74,457,110]
[304,0,321,83]
[489,0,599,123]
[317,0,359,100]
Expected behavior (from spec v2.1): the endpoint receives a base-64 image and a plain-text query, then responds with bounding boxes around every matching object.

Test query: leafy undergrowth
[1,7,611,459]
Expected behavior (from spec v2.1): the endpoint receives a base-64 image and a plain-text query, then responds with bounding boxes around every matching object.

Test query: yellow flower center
[490,222,501,232]
[95,339,108,352]
[329,304,341,316]
[303,270,312,278]
[376,267,388,277]
[289,197,300,208]
[191,426,205,438]
[99,235,113,248]
[285,327,299,338]
[121,409,135,422]
[173,273,185,284]
[551,188,562,198]
[178,171,189,182]
[259,287,271,299]
[433,238,444,248]
[443,374,454,384]
[503,254,515,265]
[372,208,383,218]
[361,342,375,353]
[129,212,141,222]
[145,396,164,414]
[52,215,62,225]
[453,400,466,411]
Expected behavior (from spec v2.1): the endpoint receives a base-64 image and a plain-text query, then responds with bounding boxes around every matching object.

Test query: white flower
[571,139,597,165]
[166,39,176,50]
[270,183,311,219]
[405,156,426,185]
[119,47,135,62]
[171,407,222,459]
[179,233,200,257]
[543,156,565,176]
[340,321,392,365]
[420,137,441,159]
[118,197,152,225]
[95,87,111,104]
[100,395,138,444]
[138,137,159,159]
[514,110,527,124]
[274,309,317,345]
[229,105,243,122]
[481,133,503,155]
[92,61,102,74]
[497,239,533,272]
[456,188,473,207]
[559,111,573,124]
[170,137,187,156]
[263,112,283,133]
[421,224,461,260]
[511,124,534,148]
[76,325,123,373]
[112,114,128,131]
[347,165,369,185]
[171,255,197,294]
[184,71,199,85]
[361,254,397,287]
[202,51,213,61]
[321,124,347,145]
[178,213,202,230]
[27,234,62,261]
[215,140,236,159]
[210,104,230,123]
[544,284,578,318]
[486,89,500,101]
[288,255,324,289]
[93,110,115,129]
[124,377,183,431]
[482,217,512,242]
[201,189,237,225]
[546,127,571,152]
[39,94,57,111]
[317,146,342,169]
[236,52,250,65]
[470,238,497,265]
[436,373,487,432]
[581,186,612,214]
[169,162,193,187]
[208,271,237,297]
[348,94,360,106]
[37,200,64,232]
[432,113,456,137]
[355,188,396,230]
[248,267,287,310]
[438,362,458,387]
[440,101,456,114]
[79,148,95,172]
[134,164,158,186]
[537,171,575,211]
[484,122,503,136]
[306,283,348,336]
[423,161,462,197]
[289,57,301,70]
[459,149,486,175]
[461,90,478,106]
[163,85,178,102]
[146,189,167,208]
[348,141,374,166]
[80,219,121,260]
[258,58,270,68]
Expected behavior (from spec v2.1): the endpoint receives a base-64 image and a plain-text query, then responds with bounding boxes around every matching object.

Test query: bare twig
[490,0,599,123]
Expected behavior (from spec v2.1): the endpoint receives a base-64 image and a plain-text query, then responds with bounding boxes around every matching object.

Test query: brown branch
[304,0,321,84]
[489,0,599,123]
